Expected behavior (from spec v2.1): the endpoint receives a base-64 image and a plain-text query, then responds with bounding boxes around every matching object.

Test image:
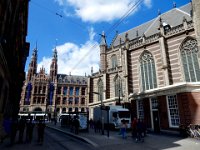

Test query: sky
[26,0,190,76]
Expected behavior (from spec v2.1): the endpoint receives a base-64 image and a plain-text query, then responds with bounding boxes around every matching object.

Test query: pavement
[46,122,200,150]
[1,122,200,150]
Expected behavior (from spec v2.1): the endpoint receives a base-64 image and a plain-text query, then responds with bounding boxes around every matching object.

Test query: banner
[25,82,32,103]
[49,83,54,105]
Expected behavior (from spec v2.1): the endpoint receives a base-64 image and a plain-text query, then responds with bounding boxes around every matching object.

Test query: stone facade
[19,48,88,120]
[88,1,200,132]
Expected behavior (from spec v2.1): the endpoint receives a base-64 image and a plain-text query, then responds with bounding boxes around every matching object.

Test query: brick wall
[158,96,169,129]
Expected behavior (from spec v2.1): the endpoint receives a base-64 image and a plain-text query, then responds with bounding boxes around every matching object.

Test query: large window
[114,76,122,97]
[98,79,103,102]
[137,100,144,119]
[181,39,200,82]
[75,87,79,96]
[167,95,180,127]
[75,97,79,104]
[69,97,73,105]
[63,87,68,96]
[111,54,118,68]
[69,87,73,96]
[140,51,157,91]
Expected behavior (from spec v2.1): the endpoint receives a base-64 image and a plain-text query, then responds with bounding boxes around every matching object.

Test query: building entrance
[152,110,160,133]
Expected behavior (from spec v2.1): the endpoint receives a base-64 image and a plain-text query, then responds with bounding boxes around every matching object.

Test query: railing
[165,24,184,36]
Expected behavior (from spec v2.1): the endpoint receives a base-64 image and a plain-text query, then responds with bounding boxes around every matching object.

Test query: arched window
[114,76,122,97]
[111,54,118,68]
[140,51,157,91]
[81,108,85,112]
[75,107,79,112]
[68,108,72,112]
[181,39,200,82]
[62,108,66,113]
[98,79,103,101]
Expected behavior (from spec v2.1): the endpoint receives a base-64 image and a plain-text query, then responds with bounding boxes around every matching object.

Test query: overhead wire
[30,0,87,31]
[29,0,144,73]
[69,0,144,72]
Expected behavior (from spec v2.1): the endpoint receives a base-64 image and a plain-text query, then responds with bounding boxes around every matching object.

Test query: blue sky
[26,0,189,76]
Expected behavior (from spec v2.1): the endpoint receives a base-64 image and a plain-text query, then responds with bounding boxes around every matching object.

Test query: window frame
[140,51,157,91]
[166,95,180,128]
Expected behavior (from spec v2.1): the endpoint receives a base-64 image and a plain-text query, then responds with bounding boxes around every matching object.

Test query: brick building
[0,0,30,119]
[19,47,88,120]
[88,1,200,132]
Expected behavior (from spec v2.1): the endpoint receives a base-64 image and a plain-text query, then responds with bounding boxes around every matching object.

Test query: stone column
[103,73,107,100]
[123,47,129,102]
[159,37,170,85]
[192,0,200,50]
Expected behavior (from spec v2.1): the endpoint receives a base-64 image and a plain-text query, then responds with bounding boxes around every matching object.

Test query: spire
[158,9,161,16]
[173,1,176,8]
[32,42,37,59]
[100,31,107,46]
[91,67,93,75]
[27,44,38,81]
[53,47,57,60]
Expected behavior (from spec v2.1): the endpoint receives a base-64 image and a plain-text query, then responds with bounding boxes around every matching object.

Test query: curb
[46,125,98,147]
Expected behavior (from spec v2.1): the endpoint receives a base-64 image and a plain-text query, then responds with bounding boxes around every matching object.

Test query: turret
[50,47,58,82]
[27,46,37,81]
[100,31,107,72]
[192,0,200,49]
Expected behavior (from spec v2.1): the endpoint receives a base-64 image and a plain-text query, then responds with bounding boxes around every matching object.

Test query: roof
[57,74,88,84]
[111,3,192,47]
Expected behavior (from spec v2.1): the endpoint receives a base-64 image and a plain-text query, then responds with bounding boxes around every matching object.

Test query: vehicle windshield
[118,111,130,118]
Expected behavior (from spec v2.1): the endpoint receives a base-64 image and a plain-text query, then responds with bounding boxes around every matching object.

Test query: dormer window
[163,22,171,32]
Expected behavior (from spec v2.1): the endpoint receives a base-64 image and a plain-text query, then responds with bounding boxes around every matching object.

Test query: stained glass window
[140,51,157,91]
[181,39,200,82]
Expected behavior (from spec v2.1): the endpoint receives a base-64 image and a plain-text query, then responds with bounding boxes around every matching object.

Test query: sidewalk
[1,122,200,150]
[47,122,131,147]
[47,122,200,150]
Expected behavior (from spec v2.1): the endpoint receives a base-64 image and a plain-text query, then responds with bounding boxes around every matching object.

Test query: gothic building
[88,0,200,132]
[20,47,88,120]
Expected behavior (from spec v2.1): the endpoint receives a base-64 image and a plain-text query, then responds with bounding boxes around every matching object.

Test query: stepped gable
[112,3,192,47]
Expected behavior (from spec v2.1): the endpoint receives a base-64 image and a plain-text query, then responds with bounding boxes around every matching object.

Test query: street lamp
[92,91,104,135]
[118,88,121,105]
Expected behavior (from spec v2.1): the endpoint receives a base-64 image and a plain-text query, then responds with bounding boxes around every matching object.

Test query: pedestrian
[37,120,46,144]
[97,119,101,133]
[18,118,26,144]
[89,118,94,129]
[121,119,127,139]
[10,118,18,145]
[131,117,137,138]
[0,114,7,143]
[136,118,144,142]
[26,119,34,143]
[74,117,80,134]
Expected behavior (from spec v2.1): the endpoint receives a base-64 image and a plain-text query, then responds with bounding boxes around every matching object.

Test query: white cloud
[37,27,100,76]
[55,0,152,23]
[54,0,64,6]
[144,0,152,8]
[37,57,52,73]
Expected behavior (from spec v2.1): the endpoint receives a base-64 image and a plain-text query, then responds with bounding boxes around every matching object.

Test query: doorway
[152,110,160,133]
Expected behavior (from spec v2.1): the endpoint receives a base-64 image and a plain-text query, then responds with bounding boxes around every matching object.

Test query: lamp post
[118,88,121,105]
[93,91,104,135]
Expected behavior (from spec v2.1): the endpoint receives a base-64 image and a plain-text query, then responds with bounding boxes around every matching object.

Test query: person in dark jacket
[26,119,34,143]
[74,117,80,134]
[37,120,46,144]
[18,118,26,143]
